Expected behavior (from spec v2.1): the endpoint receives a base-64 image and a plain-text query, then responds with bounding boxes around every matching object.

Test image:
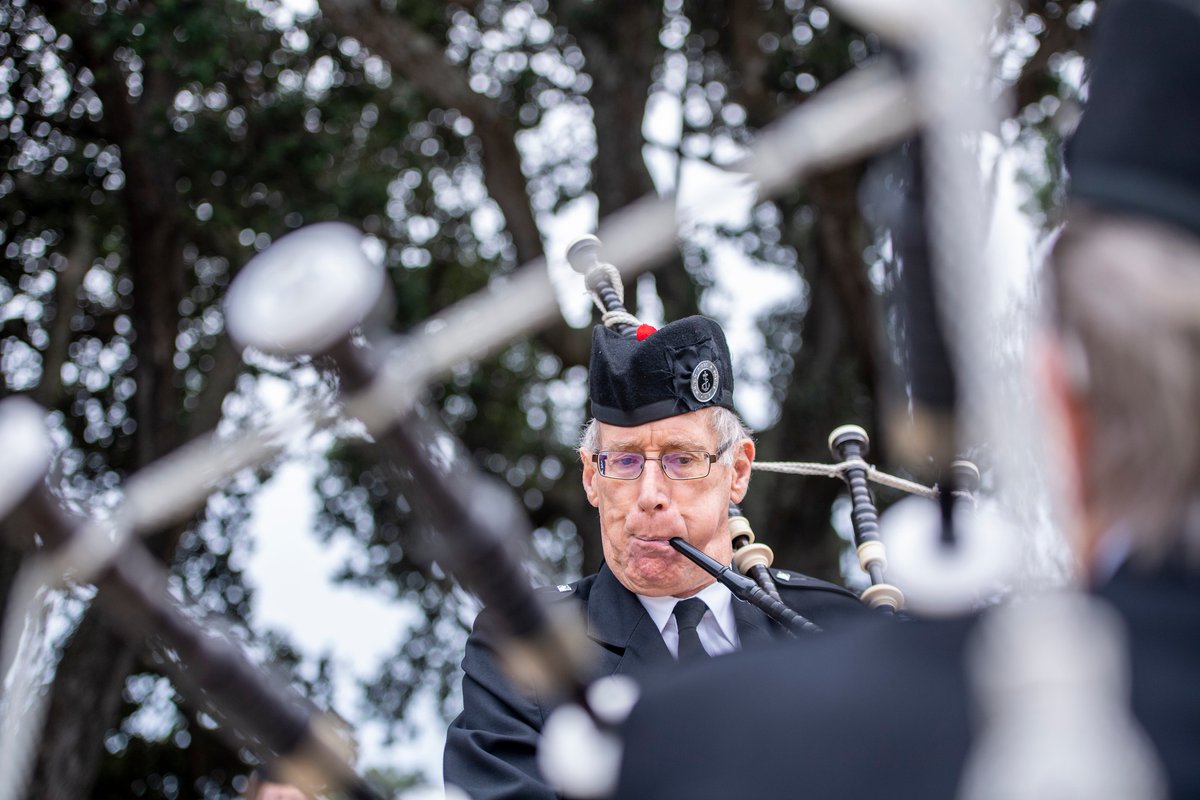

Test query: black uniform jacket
[615,563,1200,799]
[443,562,870,800]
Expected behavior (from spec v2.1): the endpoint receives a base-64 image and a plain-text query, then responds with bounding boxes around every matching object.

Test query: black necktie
[673,598,710,661]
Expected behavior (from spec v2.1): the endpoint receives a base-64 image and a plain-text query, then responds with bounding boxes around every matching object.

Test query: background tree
[0,0,1095,796]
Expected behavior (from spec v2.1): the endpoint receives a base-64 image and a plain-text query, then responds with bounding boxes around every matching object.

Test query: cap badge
[690,360,719,403]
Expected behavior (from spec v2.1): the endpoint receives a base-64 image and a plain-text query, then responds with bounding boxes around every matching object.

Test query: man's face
[580,409,754,597]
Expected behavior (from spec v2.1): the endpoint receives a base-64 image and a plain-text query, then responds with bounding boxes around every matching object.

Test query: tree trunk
[0,531,23,655]
[319,0,544,266]
[26,5,189,797]
[558,0,698,323]
[28,615,140,800]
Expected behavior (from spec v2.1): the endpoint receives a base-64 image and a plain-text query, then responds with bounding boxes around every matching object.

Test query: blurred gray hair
[578,406,753,466]
[1049,208,1200,562]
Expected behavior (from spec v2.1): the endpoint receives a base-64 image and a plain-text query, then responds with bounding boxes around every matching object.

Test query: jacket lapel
[583,567,786,675]
[586,564,672,675]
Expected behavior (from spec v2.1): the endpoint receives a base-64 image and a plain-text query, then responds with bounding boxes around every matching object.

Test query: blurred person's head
[1043,0,1200,573]
[243,769,312,800]
[1047,211,1200,569]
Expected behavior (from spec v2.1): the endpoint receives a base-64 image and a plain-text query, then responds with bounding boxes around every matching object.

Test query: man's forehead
[597,410,715,449]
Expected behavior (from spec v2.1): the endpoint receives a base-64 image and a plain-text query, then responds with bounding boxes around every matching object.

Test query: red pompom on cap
[636,324,657,341]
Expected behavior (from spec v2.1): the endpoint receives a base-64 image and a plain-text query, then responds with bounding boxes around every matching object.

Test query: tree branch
[317,0,543,264]
[726,0,776,128]
[23,5,192,796]
[33,211,92,411]
[186,334,243,440]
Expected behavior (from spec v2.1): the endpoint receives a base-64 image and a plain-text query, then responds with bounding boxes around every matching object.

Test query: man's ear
[1037,331,1104,575]
[1038,333,1090,509]
[729,438,755,504]
[580,448,600,507]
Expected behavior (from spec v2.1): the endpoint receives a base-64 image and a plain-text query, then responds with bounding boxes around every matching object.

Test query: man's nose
[636,458,671,511]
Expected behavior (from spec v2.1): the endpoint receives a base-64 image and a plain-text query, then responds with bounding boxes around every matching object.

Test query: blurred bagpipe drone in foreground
[0,0,1109,797]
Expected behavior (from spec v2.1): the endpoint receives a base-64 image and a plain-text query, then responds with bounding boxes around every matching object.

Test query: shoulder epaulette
[534,582,577,600]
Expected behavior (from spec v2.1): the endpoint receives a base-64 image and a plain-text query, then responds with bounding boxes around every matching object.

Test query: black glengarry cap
[589,315,735,427]
[1065,0,1200,238]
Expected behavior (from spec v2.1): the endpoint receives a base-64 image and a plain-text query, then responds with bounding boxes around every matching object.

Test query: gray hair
[578,406,753,466]
[1050,208,1200,561]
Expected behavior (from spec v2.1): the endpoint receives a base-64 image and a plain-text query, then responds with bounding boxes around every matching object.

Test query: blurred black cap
[1066,0,1200,238]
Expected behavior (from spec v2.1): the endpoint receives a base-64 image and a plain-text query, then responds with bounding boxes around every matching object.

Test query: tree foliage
[0,0,1095,795]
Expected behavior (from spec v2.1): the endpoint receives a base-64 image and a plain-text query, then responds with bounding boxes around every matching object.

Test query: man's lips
[631,534,677,549]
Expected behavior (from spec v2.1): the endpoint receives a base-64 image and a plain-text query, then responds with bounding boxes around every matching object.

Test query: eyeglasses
[592,442,730,481]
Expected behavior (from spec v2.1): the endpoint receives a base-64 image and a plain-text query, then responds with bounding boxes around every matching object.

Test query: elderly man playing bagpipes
[443,304,875,798]
[613,0,1200,798]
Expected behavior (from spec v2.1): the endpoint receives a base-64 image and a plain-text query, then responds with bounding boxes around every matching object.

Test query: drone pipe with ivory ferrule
[828,425,905,612]
[566,234,640,338]
[727,503,782,602]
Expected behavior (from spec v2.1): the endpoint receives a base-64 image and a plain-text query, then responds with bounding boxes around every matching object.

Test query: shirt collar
[636,580,739,645]
[1092,522,1134,584]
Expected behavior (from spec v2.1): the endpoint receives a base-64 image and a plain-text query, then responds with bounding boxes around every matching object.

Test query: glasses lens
[600,452,644,479]
[661,451,709,480]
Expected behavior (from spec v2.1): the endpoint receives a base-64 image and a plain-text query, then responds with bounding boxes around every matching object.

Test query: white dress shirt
[636,581,740,659]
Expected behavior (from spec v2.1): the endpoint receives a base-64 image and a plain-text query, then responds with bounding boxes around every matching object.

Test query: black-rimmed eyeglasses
[592,442,730,481]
